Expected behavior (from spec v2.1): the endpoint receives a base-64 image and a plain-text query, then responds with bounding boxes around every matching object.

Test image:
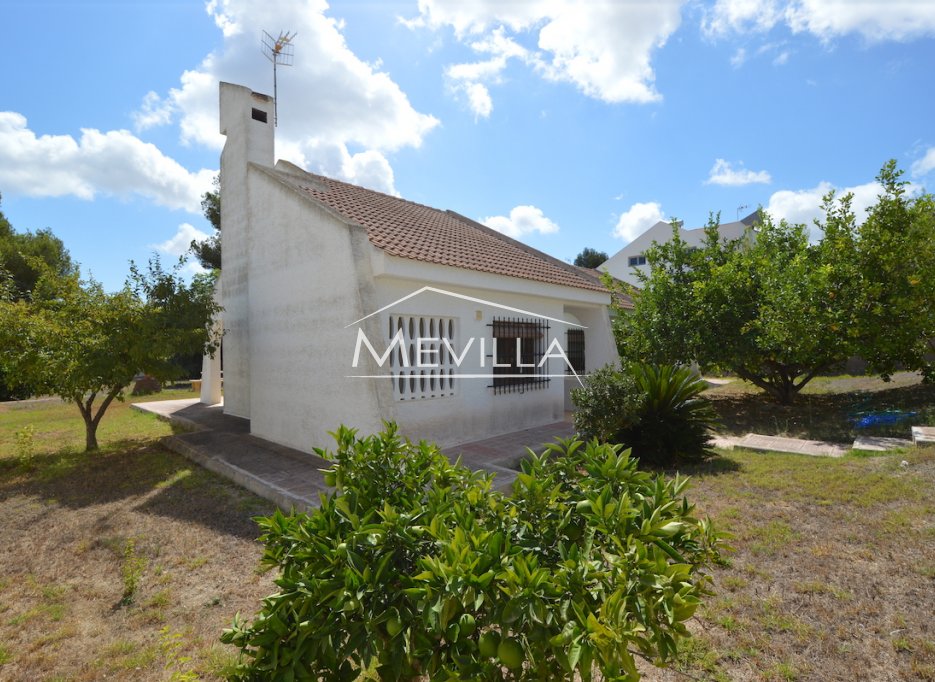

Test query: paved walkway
[133,400,327,510]
[444,420,575,491]
[133,400,574,509]
[720,432,917,456]
[729,433,850,457]
[134,399,927,508]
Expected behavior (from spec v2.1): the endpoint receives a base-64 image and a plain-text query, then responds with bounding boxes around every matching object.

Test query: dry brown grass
[2,385,934,681]
[636,445,935,682]
[0,397,275,680]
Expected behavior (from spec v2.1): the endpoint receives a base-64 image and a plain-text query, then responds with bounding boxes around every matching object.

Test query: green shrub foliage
[221,423,724,681]
[573,364,717,466]
[568,364,642,444]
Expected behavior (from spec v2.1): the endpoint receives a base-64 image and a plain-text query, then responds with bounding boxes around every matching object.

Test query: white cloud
[296,140,397,195]
[706,158,772,186]
[482,205,560,238]
[0,111,214,212]
[703,0,935,42]
[132,91,175,132]
[911,147,935,177]
[766,179,883,238]
[462,82,494,118]
[730,47,747,68]
[772,50,790,65]
[408,0,684,111]
[702,0,781,37]
[444,29,528,118]
[151,223,210,277]
[137,0,440,194]
[401,0,544,37]
[152,223,211,257]
[613,201,665,243]
[786,0,935,41]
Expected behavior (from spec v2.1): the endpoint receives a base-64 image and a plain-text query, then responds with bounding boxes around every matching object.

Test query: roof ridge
[275,160,450,216]
[263,163,608,294]
[444,210,603,291]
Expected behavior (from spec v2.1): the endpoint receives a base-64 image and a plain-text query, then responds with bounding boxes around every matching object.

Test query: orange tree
[222,424,725,681]
[0,259,220,451]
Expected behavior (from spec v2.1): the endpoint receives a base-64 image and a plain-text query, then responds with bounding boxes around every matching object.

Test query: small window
[490,317,550,394]
[566,329,585,373]
[251,108,268,123]
[628,255,647,267]
[387,315,457,400]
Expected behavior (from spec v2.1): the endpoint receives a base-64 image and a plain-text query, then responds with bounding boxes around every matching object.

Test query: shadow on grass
[0,438,270,541]
[662,453,743,477]
[709,381,935,443]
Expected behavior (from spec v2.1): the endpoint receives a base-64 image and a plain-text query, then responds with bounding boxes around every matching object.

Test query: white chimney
[217,82,274,421]
[219,82,274,168]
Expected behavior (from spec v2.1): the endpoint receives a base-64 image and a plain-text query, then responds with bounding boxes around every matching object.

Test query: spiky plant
[618,363,718,466]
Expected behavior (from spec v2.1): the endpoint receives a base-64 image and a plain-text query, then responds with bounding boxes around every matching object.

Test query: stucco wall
[240,168,392,454]
[366,274,616,448]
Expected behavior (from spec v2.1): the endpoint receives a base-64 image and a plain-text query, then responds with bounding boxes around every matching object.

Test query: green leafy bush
[221,423,724,681]
[568,364,641,444]
[573,364,718,466]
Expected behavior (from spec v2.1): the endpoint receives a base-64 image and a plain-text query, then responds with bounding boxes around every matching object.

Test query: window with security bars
[489,317,550,394]
[566,329,585,373]
[387,315,457,400]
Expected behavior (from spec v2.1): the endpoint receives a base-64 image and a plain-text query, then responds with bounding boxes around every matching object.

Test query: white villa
[600,212,759,287]
[201,83,618,454]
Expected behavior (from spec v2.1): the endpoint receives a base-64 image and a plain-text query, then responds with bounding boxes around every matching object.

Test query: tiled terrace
[133,400,575,509]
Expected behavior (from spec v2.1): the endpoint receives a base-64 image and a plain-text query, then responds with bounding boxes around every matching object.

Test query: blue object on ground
[852,410,918,429]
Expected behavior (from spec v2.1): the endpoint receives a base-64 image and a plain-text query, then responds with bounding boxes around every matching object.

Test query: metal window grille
[387,315,457,400]
[488,317,550,395]
[566,329,585,373]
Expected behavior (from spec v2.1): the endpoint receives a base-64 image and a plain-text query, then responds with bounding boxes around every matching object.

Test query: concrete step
[852,436,914,452]
[911,426,935,445]
[733,433,849,457]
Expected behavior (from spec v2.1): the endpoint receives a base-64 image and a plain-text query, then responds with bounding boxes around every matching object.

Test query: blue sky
[1,0,934,291]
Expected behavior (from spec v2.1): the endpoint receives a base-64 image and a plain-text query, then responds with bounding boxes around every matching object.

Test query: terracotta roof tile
[269,165,607,294]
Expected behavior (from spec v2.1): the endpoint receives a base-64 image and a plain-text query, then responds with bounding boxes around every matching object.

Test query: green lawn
[0,387,198,460]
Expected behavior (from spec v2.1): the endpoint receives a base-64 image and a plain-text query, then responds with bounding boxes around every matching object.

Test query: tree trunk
[85,416,99,451]
[735,366,805,405]
[76,396,100,452]
[75,388,120,452]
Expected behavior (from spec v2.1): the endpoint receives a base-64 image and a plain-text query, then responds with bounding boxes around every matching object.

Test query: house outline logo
[345,286,587,387]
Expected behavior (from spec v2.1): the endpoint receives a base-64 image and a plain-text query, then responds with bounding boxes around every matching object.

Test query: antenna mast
[261,30,296,126]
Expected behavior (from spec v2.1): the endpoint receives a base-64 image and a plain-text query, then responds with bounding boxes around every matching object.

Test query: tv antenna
[736,204,749,220]
[261,30,296,126]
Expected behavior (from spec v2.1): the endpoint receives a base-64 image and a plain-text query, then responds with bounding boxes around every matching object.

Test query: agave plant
[619,363,719,466]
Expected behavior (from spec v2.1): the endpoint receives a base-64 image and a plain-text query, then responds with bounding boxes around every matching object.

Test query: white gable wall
[242,169,392,453]
[601,218,753,287]
[599,221,674,287]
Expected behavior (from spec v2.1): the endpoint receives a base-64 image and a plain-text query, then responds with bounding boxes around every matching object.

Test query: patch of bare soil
[0,443,276,680]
